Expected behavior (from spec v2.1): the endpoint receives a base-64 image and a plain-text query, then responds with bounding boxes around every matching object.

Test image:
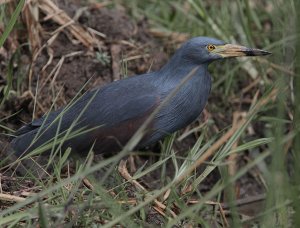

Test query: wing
[80,79,159,128]
[16,75,158,134]
[12,74,160,155]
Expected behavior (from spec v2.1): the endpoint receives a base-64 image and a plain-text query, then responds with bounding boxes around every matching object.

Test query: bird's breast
[149,72,211,141]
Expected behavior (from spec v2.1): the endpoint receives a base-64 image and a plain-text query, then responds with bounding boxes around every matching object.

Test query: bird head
[180,37,271,65]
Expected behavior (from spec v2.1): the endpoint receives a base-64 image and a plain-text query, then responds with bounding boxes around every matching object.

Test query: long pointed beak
[212,44,271,58]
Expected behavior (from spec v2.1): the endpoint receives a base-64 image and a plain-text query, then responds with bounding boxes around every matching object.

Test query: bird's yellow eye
[206,44,216,51]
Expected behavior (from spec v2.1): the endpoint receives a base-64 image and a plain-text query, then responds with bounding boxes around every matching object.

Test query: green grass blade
[0,0,25,48]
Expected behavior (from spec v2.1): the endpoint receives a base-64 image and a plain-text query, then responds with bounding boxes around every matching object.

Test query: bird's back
[11,73,160,157]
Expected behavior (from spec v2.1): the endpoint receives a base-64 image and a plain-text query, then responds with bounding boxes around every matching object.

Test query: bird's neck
[157,52,208,84]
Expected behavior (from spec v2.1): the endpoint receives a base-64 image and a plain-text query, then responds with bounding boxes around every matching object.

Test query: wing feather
[12,74,159,155]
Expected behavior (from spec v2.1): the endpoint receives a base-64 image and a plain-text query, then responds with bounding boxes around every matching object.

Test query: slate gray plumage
[11,37,270,157]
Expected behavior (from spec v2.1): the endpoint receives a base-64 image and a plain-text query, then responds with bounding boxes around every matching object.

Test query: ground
[0,0,294,227]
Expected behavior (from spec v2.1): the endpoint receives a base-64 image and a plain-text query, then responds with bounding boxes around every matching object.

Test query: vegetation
[0,0,298,227]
